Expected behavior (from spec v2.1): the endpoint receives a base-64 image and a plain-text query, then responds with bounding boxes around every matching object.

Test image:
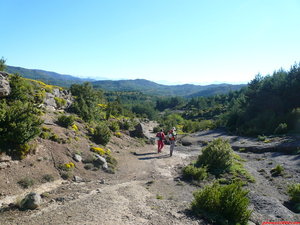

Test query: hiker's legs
[158,141,163,153]
[170,141,175,156]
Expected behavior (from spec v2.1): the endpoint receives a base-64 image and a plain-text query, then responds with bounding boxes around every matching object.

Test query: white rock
[73,154,82,162]
[20,192,42,210]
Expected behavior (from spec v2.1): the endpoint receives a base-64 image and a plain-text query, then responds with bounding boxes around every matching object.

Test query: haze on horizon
[1,0,300,85]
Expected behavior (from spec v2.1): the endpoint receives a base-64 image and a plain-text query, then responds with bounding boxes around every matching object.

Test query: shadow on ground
[137,154,170,160]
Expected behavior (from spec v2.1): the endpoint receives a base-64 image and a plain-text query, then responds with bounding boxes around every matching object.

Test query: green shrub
[257,135,266,141]
[42,174,55,183]
[60,172,72,180]
[49,133,64,143]
[57,115,74,128]
[93,123,111,146]
[15,143,31,159]
[84,163,94,170]
[40,131,51,139]
[109,120,120,132]
[54,97,67,108]
[106,154,118,167]
[274,123,288,134]
[182,165,208,181]
[287,183,300,212]
[153,126,160,133]
[69,82,103,122]
[191,182,251,225]
[120,120,131,130]
[18,177,35,189]
[196,138,233,175]
[288,183,300,203]
[0,100,42,157]
[270,164,284,176]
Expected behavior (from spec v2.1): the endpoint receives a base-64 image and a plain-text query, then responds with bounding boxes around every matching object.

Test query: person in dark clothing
[156,129,165,153]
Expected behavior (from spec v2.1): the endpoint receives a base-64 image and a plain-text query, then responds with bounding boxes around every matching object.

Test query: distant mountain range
[6,66,95,87]
[92,79,245,97]
[5,65,245,97]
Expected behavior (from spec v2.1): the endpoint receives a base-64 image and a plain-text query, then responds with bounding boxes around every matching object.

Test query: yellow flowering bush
[89,128,95,135]
[72,124,79,131]
[90,147,110,156]
[60,162,75,171]
[115,131,122,137]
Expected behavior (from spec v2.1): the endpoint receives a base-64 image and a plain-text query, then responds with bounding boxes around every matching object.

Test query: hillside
[5,66,95,87]
[4,66,245,97]
[92,79,245,97]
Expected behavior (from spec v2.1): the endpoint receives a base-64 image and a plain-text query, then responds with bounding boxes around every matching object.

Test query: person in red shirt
[156,129,165,153]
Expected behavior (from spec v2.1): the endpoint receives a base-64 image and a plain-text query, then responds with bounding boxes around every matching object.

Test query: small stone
[37,157,43,162]
[73,176,83,183]
[99,179,105,184]
[55,197,65,202]
[0,162,8,169]
[102,162,108,170]
[73,154,82,162]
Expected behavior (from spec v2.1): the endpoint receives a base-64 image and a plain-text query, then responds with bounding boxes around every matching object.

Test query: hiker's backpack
[168,131,176,140]
[156,132,162,141]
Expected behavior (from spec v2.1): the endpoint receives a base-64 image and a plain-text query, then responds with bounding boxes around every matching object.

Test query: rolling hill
[5,65,245,96]
[5,66,95,87]
[92,79,245,97]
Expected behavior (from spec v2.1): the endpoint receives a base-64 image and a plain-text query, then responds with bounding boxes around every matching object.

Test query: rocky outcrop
[0,72,11,97]
[95,154,108,170]
[130,121,158,140]
[19,192,42,210]
[43,88,73,110]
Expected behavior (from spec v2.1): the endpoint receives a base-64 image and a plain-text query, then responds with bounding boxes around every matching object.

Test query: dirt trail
[0,142,205,225]
[1,129,300,224]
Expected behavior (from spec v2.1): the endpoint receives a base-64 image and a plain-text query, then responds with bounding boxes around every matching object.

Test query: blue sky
[1,0,300,84]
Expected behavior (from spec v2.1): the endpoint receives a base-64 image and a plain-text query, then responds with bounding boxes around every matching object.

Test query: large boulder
[130,123,147,138]
[19,192,42,210]
[130,121,157,140]
[0,72,11,97]
[43,88,73,110]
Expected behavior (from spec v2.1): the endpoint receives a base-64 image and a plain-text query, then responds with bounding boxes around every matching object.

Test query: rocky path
[1,129,300,224]
[0,143,206,225]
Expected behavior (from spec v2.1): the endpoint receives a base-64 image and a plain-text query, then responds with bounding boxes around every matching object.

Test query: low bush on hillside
[69,82,104,122]
[42,174,55,183]
[183,138,255,183]
[274,123,288,134]
[57,115,75,128]
[196,138,233,175]
[287,183,300,212]
[0,100,42,158]
[108,120,120,132]
[18,177,35,189]
[182,165,208,181]
[191,182,251,225]
[183,120,216,133]
[93,123,111,146]
[54,97,67,108]
[90,146,111,156]
[119,119,132,130]
[270,164,284,176]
